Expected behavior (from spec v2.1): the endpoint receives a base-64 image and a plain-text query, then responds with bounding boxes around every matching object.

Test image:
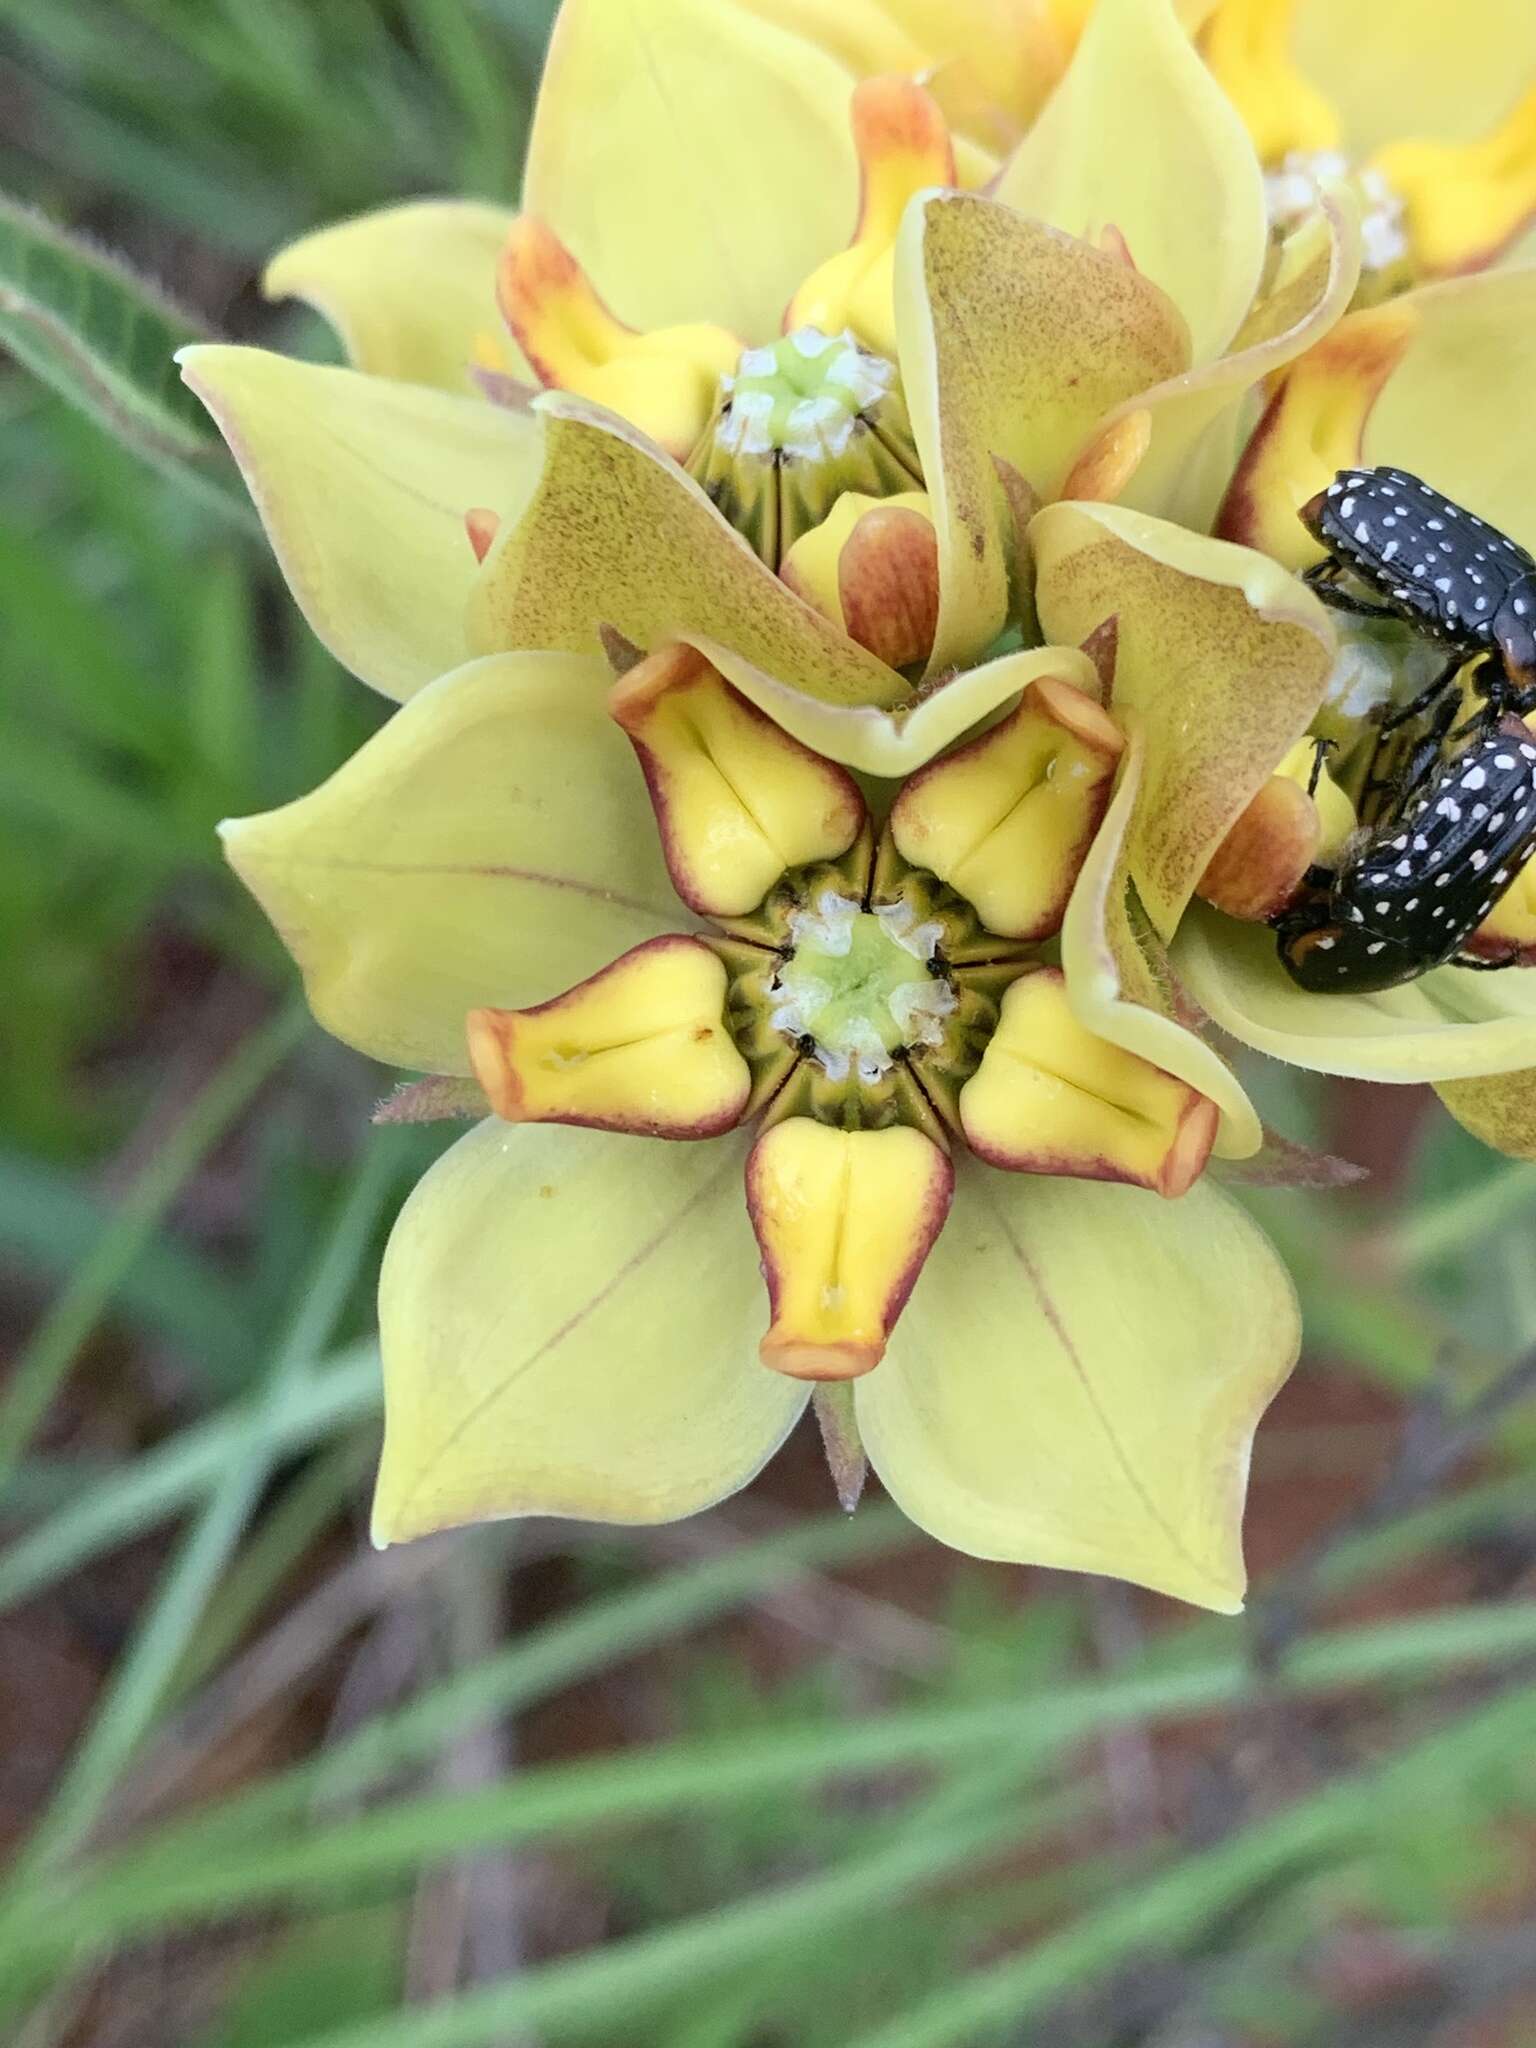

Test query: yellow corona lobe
[959,969,1219,1198]
[1215,299,1417,564]
[1199,0,1340,164]
[1372,85,1536,276]
[609,644,866,917]
[466,936,750,1139]
[497,217,740,458]
[889,677,1125,940]
[778,490,940,670]
[747,1119,954,1382]
[785,76,956,358]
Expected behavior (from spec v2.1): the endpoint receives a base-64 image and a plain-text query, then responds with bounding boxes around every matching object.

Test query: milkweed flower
[1198,0,1536,295]
[180,0,1536,1601]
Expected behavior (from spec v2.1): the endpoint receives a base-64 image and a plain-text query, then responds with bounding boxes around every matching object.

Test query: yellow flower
[223,636,1295,1610]
[178,0,1536,1596]
[1200,0,1536,291]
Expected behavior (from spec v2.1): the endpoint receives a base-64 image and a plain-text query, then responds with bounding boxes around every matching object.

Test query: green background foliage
[3,3,1536,2043]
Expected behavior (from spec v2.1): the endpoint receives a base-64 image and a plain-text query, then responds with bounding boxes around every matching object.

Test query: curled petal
[610,645,865,916]
[522,0,860,341]
[1114,192,1362,534]
[221,653,679,1076]
[1290,0,1536,156]
[709,640,1101,778]
[179,345,540,701]
[1174,905,1536,1081]
[890,675,1124,939]
[1196,738,1354,922]
[374,1121,805,1542]
[263,200,529,392]
[995,0,1267,365]
[856,1166,1299,1609]
[467,396,904,712]
[780,492,942,671]
[1061,735,1263,1158]
[960,967,1219,1196]
[1031,500,1334,936]
[747,1119,953,1382]
[894,192,1190,672]
[468,937,750,1139]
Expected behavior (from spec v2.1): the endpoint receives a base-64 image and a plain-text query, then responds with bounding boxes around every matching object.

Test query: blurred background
[3,4,1536,2044]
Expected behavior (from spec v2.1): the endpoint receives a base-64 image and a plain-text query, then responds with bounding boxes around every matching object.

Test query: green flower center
[685,325,924,569]
[771,892,955,1083]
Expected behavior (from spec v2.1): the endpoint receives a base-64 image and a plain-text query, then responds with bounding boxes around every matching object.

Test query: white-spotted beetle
[1274,717,1536,992]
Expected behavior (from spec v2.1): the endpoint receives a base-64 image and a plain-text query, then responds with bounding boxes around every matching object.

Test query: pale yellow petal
[1362,268,1536,556]
[1061,734,1264,1158]
[1113,193,1361,534]
[995,0,1268,364]
[221,653,680,1076]
[893,192,1190,672]
[467,395,905,711]
[1292,0,1536,153]
[703,640,1101,777]
[179,345,540,702]
[1031,501,1334,936]
[1174,905,1536,1081]
[1436,1070,1536,1158]
[263,200,532,392]
[523,0,859,342]
[375,1122,805,1542]
[856,1165,1298,1610]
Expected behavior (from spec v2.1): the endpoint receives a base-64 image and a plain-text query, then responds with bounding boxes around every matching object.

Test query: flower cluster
[186,0,1536,1607]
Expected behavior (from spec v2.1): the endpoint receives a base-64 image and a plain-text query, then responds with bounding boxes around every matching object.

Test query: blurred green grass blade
[0,192,256,527]
[5,1134,398,1884]
[23,1597,1536,1965]
[0,1147,245,1374]
[0,1002,308,1504]
[843,1678,1536,2048]
[0,1343,382,1610]
[186,553,261,807]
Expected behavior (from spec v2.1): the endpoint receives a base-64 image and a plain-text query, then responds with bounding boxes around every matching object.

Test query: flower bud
[1195,738,1355,921]
[467,936,750,1138]
[747,1118,953,1381]
[780,490,940,670]
[959,968,1219,1198]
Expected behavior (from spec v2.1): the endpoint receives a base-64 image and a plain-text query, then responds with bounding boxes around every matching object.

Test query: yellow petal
[1359,269,1536,556]
[856,1165,1298,1609]
[179,345,540,702]
[1174,905,1536,1081]
[1031,500,1335,936]
[374,1121,804,1541]
[747,1119,953,1381]
[1112,192,1362,534]
[609,644,865,917]
[467,395,904,712]
[894,192,1191,672]
[468,937,749,1138]
[707,639,1102,777]
[522,0,860,342]
[263,200,530,393]
[959,967,1220,1196]
[1436,1070,1536,1159]
[889,674,1124,939]
[1199,0,1341,162]
[1059,731,1264,1157]
[221,652,679,1076]
[1291,0,1536,155]
[994,0,1268,365]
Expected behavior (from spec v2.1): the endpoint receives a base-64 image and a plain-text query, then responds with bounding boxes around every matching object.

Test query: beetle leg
[1378,655,1464,734]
